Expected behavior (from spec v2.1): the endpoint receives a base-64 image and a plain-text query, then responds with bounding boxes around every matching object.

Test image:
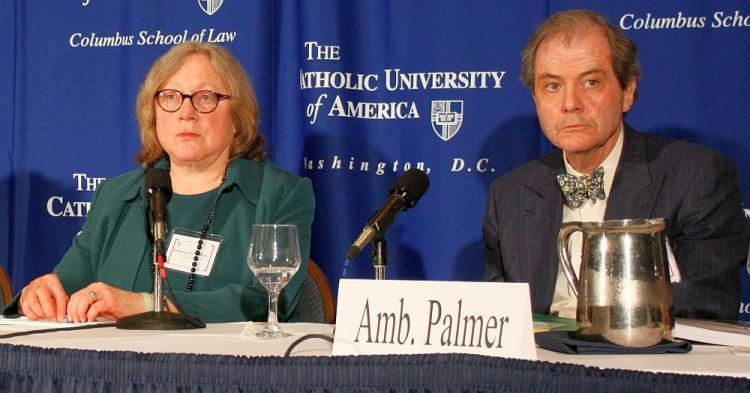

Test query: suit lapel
[518,152,565,310]
[605,127,663,220]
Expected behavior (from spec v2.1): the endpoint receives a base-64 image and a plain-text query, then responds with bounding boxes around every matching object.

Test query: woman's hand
[67,283,146,322]
[20,273,69,321]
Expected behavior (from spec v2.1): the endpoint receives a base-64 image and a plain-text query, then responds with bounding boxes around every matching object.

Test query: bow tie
[556,167,606,209]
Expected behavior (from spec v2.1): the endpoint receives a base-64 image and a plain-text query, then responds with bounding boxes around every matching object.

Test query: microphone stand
[372,231,387,280]
[115,232,205,330]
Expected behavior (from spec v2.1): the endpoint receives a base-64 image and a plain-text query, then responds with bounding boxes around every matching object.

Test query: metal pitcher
[558,218,674,348]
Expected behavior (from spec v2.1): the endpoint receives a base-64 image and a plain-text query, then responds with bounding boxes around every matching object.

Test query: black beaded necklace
[185,168,228,292]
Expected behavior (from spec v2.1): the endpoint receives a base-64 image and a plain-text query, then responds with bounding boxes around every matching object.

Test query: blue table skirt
[0,343,747,392]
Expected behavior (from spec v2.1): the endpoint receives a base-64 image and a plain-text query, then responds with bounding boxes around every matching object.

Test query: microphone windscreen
[144,168,173,200]
[390,168,430,209]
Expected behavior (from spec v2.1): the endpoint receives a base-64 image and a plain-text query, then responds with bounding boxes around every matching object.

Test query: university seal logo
[199,0,224,16]
[431,100,463,141]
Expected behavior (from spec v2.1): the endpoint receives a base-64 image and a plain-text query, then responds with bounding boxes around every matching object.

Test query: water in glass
[246,224,301,339]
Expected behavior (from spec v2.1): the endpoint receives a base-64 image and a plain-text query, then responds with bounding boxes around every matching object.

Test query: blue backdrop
[2,1,749,319]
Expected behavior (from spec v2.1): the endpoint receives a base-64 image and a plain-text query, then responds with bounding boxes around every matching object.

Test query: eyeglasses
[155,89,230,113]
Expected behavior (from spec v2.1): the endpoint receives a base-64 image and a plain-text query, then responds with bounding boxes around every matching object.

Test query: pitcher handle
[557,222,583,298]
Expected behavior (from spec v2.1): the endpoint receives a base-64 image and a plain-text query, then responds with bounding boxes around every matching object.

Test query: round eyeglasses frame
[155,89,231,114]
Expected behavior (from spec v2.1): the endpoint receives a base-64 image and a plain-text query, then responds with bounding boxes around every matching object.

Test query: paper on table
[0,316,101,329]
[674,319,750,347]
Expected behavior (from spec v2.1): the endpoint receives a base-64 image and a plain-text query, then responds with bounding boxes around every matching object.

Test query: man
[483,9,750,320]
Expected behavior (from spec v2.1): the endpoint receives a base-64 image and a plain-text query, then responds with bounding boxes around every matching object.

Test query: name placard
[331,279,536,360]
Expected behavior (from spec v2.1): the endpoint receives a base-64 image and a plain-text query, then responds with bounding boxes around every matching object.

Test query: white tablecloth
[0,320,333,357]
[0,319,747,379]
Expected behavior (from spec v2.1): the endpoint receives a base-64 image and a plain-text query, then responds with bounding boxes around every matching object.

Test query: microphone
[346,168,430,260]
[144,168,172,255]
[116,167,205,330]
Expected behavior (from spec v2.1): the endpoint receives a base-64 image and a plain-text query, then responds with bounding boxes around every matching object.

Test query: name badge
[332,279,537,360]
[164,228,222,277]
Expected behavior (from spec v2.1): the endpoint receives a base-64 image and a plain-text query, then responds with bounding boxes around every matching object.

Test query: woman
[8,42,314,323]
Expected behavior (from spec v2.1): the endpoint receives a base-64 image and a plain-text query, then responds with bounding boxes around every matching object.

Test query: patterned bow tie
[556,167,606,209]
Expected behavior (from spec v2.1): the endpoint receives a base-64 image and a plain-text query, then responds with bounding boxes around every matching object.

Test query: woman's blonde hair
[136,42,265,168]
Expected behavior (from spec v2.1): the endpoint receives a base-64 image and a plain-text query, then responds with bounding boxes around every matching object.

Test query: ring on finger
[89,290,99,301]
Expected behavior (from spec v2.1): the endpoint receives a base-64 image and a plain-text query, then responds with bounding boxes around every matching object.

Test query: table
[0,321,747,392]
[0,321,334,356]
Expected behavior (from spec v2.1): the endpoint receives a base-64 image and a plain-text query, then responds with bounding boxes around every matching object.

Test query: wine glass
[247,224,301,339]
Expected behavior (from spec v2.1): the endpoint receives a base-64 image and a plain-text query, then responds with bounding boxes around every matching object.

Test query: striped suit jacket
[483,125,750,320]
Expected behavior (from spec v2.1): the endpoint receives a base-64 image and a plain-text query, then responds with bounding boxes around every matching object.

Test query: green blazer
[8,158,314,323]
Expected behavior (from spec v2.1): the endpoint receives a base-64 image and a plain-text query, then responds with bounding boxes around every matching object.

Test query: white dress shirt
[549,127,624,318]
